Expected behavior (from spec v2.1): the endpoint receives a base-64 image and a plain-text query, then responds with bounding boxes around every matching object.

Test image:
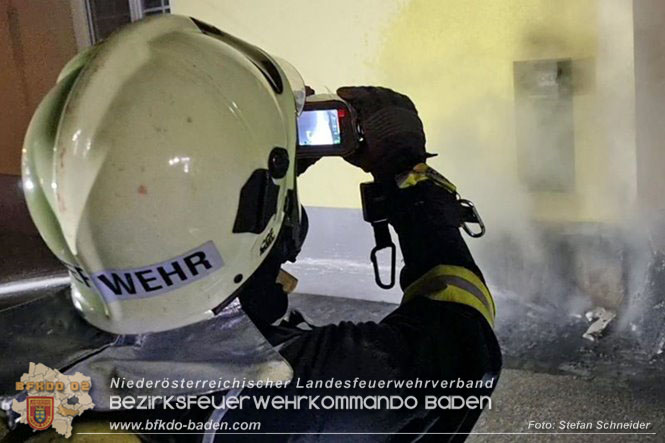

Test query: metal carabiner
[370,242,396,290]
[459,198,486,238]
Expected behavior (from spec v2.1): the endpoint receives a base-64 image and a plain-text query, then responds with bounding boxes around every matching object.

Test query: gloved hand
[337,86,427,181]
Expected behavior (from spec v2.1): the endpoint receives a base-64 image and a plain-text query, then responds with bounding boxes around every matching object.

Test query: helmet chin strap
[280,166,306,263]
[222,204,304,327]
[236,232,290,325]
[216,162,305,326]
[237,196,309,327]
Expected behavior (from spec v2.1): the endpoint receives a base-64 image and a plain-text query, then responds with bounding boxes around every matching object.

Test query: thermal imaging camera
[296,94,360,159]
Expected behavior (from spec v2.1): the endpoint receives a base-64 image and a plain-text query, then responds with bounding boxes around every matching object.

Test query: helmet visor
[274,57,306,115]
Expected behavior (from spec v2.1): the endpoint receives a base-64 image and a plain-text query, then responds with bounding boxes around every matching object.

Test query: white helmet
[22,15,306,334]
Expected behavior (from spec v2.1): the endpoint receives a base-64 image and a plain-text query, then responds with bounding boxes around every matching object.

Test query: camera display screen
[297,109,342,146]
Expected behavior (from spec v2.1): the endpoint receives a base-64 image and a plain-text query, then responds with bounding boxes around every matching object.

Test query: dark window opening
[86,0,170,44]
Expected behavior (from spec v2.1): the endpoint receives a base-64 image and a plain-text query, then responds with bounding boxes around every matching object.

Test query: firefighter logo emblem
[27,397,54,431]
[13,363,95,438]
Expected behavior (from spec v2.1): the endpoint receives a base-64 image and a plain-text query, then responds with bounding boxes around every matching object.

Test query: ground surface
[1,282,664,441]
[288,293,665,442]
[471,369,663,442]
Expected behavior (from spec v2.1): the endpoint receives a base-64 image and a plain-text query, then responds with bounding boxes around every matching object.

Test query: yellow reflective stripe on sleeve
[395,163,457,193]
[402,265,496,327]
[397,172,429,189]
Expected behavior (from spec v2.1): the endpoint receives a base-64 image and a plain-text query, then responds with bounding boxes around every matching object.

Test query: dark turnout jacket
[217,180,502,442]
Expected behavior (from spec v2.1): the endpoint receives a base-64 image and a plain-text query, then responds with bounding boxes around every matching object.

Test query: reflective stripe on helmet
[402,265,496,327]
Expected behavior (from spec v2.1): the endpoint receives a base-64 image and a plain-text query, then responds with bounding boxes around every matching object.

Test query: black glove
[337,86,427,181]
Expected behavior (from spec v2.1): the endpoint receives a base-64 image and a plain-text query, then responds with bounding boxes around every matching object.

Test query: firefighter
[16,14,500,441]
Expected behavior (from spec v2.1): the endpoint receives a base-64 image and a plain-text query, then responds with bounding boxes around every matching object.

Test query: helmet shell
[22,15,298,333]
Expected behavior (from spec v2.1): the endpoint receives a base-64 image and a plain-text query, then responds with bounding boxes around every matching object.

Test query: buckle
[459,198,485,238]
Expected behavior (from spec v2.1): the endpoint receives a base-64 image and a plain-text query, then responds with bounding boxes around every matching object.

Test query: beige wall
[173,0,639,229]
[634,0,665,245]
[0,1,646,224]
[172,0,407,209]
[0,0,78,176]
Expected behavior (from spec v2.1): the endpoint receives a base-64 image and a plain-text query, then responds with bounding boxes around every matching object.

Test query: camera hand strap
[360,182,397,290]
